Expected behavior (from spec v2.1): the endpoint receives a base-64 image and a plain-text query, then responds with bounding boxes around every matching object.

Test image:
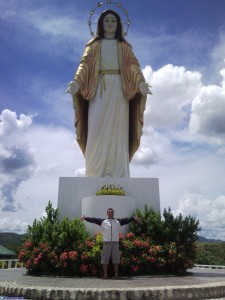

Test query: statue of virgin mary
[66,9,151,178]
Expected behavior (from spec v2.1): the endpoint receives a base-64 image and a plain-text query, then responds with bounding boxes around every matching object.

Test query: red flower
[80,264,89,273]
[130,265,139,272]
[18,250,26,260]
[86,240,95,248]
[81,252,88,261]
[37,253,43,260]
[60,252,68,261]
[154,245,161,251]
[150,257,156,264]
[24,240,33,249]
[119,233,124,240]
[69,251,78,260]
[126,232,135,239]
[142,241,150,247]
[133,240,142,247]
[40,243,46,249]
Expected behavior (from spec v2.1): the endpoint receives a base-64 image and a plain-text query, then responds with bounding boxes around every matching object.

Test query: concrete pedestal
[57,177,160,235]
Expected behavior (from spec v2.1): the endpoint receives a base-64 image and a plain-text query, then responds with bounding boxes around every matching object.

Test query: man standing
[80,208,139,279]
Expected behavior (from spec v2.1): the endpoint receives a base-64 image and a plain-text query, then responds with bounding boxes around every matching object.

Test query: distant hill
[197,235,224,243]
[0,232,26,253]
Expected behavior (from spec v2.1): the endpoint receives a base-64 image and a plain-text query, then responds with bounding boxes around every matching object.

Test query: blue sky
[0,0,225,240]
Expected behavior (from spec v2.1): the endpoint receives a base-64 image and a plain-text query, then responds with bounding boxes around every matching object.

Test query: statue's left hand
[139,82,152,96]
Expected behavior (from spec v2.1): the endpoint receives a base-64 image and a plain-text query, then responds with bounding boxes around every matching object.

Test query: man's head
[107,208,114,219]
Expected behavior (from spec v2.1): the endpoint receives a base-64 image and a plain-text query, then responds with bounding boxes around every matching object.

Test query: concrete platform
[0,267,225,299]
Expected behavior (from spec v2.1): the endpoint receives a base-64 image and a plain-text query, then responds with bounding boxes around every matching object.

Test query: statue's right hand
[65,81,80,95]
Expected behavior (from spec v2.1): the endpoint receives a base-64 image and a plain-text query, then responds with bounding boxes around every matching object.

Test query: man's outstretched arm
[118,215,141,226]
[80,215,103,226]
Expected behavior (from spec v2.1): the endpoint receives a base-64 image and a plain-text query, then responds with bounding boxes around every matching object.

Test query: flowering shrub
[96,184,125,196]
[18,202,200,276]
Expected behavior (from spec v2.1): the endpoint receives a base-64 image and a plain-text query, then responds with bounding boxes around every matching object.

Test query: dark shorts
[101,242,120,264]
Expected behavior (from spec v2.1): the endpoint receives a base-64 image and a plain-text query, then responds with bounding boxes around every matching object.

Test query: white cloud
[174,190,225,240]
[0,217,28,234]
[0,108,85,229]
[0,110,37,212]
[189,69,225,143]
[143,64,202,129]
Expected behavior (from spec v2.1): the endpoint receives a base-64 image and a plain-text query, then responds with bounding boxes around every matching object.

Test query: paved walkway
[0,267,225,299]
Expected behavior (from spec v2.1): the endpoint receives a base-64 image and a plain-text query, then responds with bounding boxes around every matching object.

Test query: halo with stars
[88,1,130,37]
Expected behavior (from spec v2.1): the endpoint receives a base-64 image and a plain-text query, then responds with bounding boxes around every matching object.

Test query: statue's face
[103,13,117,36]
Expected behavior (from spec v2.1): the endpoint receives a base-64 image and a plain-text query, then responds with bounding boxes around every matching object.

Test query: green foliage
[26,201,89,252]
[19,201,90,275]
[130,205,200,273]
[195,243,225,265]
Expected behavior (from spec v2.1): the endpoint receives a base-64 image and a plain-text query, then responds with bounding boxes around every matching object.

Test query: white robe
[85,39,130,177]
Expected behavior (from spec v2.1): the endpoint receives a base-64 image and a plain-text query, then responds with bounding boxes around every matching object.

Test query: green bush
[129,205,200,273]
[19,202,200,276]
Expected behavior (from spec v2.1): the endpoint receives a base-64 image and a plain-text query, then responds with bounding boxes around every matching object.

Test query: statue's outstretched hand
[139,82,152,96]
[65,80,80,95]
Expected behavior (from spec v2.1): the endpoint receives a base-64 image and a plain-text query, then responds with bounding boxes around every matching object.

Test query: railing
[194,264,225,269]
[1,260,225,270]
[0,259,23,269]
